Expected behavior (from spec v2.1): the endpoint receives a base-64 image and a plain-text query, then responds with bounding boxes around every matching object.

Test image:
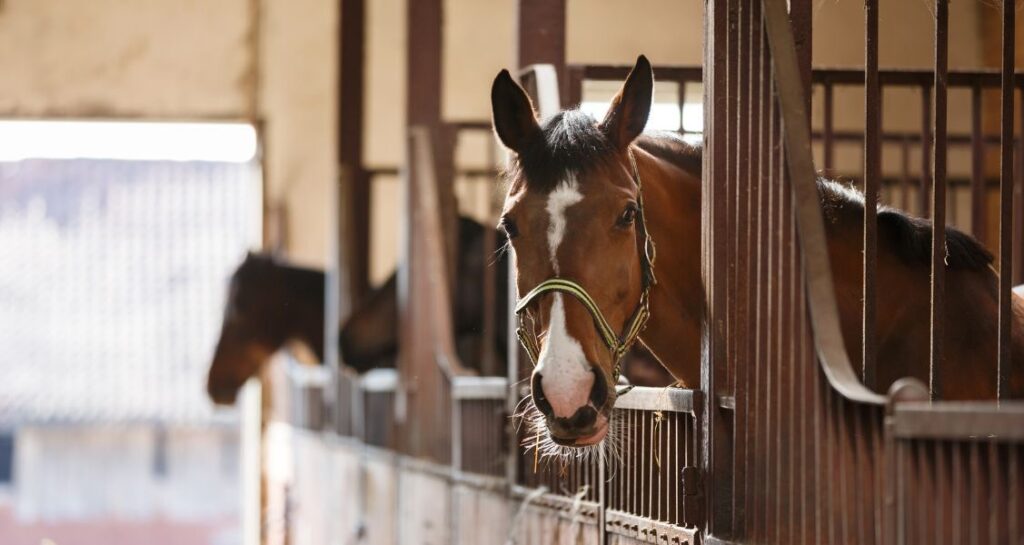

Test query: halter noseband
[514,149,657,382]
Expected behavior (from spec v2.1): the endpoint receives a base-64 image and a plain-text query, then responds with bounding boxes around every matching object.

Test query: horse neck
[277,264,326,360]
[632,143,704,387]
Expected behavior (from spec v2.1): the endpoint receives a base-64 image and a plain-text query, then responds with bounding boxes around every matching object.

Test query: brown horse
[490,55,1024,449]
[206,217,510,404]
[206,253,326,404]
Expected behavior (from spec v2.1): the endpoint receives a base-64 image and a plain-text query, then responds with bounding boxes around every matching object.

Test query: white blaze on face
[535,176,593,418]
[536,295,594,418]
[545,176,583,274]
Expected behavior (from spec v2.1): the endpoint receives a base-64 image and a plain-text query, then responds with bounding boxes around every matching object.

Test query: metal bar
[571,64,1024,89]
[450,377,508,400]
[338,0,370,300]
[901,137,912,212]
[615,387,700,412]
[891,402,1024,440]
[930,0,949,399]
[824,83,835,172]
[997,0,1014,401]
[972,85,987,244]
[1017,91,1024,286]
[810,129,1012,147]
[863,0,880,391]
[921,86,933,218]
[725,0,739,417]
[810,68,1024,88]
[702,0,736,536]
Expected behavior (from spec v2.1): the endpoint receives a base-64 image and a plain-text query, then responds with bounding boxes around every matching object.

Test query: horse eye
[617,204,638,228]
[499,217,519,239]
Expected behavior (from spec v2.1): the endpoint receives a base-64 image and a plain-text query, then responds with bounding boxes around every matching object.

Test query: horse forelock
[506,109,618,192]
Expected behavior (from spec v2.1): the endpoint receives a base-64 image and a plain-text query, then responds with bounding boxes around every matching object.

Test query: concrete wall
[257,0,338,267]
[0,0,337,267]
[0,0,255,118]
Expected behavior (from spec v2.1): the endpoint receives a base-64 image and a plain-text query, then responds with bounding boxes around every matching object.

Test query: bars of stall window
[862,0,880,391]
[997,0,1015,401]
[929,0,949,400]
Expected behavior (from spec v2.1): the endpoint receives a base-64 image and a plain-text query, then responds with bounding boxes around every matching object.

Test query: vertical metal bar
[1009,444,1020,543]
[863,0,881,391]
[970,440,981,545]
[952,444,964,543]
[1017,89,1024,287]
[902,137,912,212]
[703,0,734,536]
[824,82,835,172]
[921,86,933,219]
[988,442,1001,545]
[972,86,987,245]
[930,0,949,399]
[997,0,1014,401]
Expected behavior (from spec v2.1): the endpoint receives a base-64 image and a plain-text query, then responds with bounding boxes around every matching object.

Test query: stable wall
[0,0,337,268]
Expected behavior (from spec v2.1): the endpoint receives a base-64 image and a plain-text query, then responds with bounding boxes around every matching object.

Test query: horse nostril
[589,368,609,409]
[531,373,553,416]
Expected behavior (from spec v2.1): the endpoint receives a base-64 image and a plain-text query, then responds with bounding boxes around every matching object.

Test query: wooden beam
[338,0,369,301]
[406,0,457,295]
[517,0,566,103]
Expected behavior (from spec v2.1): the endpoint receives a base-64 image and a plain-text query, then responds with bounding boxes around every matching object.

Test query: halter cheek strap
[514,148,657,382]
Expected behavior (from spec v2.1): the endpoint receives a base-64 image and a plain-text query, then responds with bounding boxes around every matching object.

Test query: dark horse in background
[207,217,508,404]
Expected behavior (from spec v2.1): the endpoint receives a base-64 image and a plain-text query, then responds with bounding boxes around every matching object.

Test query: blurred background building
[0,131,261,544]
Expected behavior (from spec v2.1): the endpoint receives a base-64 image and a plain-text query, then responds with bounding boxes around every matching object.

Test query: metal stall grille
[701,0,1024,543]
[702,0,893,542]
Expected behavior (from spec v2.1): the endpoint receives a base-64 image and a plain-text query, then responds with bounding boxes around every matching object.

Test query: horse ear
[491,70,540,154]
[600,55,653,149]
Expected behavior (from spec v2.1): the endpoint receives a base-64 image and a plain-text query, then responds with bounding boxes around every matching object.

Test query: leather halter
[514,148,657,382]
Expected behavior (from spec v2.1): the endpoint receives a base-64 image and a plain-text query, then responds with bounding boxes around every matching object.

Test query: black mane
[508,109,616,191]
[818,179,993,270]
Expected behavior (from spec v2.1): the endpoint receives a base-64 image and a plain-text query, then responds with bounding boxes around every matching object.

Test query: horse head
[491,56,655,448]
[207,252,324,404]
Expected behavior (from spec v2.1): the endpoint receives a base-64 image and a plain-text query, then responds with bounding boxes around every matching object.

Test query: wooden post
[517,0,567,105]
[338,0,369,303]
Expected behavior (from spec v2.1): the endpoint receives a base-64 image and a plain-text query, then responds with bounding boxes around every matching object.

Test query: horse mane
[639,132,991,270]
[233,252,325,297]
[635,131,702,176]
[817,179,993,270]
[507,109,617,191]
